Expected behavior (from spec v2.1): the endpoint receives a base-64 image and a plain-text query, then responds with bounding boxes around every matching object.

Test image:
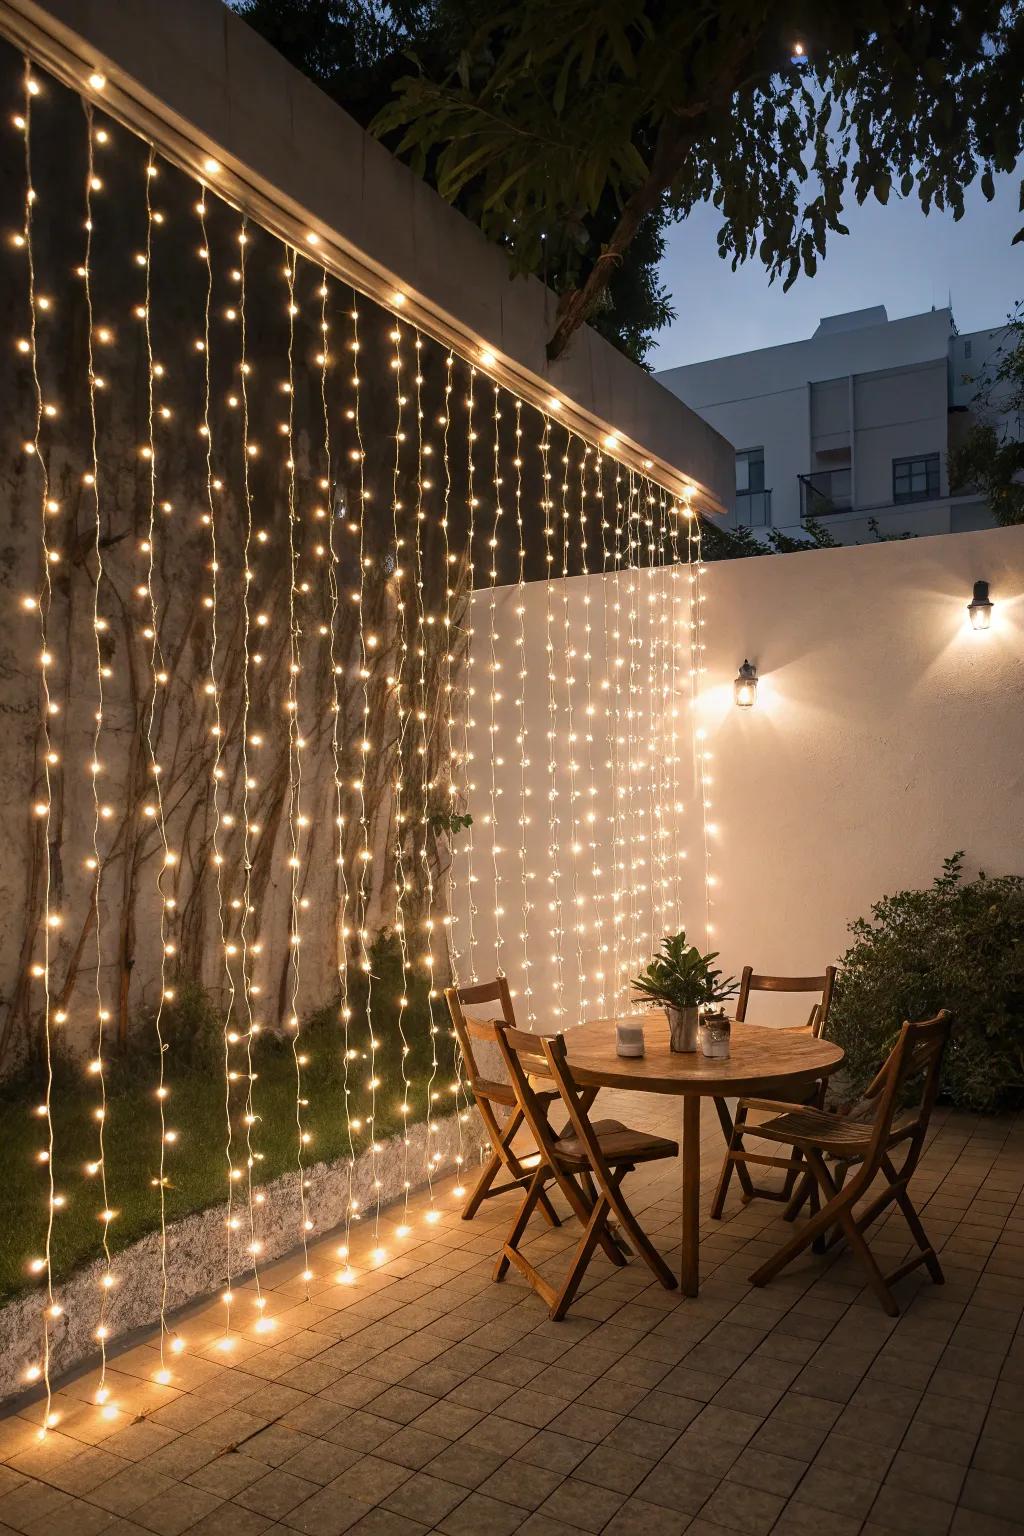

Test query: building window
[736,448,771,526]
[892,453,940,504]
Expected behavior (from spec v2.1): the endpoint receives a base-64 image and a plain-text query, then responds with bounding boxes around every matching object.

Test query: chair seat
[753,1105,914,1159]
[553,1119,679,1167]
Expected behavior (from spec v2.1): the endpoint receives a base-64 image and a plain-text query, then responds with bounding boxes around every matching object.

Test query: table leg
[681,1096,701,1297]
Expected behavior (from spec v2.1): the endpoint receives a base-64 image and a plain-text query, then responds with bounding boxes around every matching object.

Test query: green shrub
[829,854,1024,1113]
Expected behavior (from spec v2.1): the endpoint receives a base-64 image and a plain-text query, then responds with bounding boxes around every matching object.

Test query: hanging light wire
[22,58,59,1436]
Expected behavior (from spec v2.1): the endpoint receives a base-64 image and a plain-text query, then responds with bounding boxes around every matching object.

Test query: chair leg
[833,1202,900,1316]
[495,1166,548,1282]
[783,1168,814,1223]
[551,1195,612,1321]
[749,1155,855,1289]
[601,1174,677,1291]
[713,1097,755,1200]
[550,1166,629,1268]
[882,1159,943,1285]
[537,1188,562,1228]
[462,1148,502,1220]
[710,1101,747,1219]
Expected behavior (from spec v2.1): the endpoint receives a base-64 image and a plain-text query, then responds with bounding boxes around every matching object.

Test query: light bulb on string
[387,313,414,1231]
[579,442,606,1015]
[512,397,534,1023]
[486,379,505,985]
[350,288,379,1231]
[458,365,478,985]
[232,212,266,1336]
[82,99,117,1402]
[320,264,357,1254]
[282,247,312,1282]
[139,139,176,1381]
[20,58,59,1436]
[540,411,564,1018]
[196,180,239,1328]
[559,432,585,1016]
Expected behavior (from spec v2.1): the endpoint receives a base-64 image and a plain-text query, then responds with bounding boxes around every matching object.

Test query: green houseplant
[632,932,736,1053]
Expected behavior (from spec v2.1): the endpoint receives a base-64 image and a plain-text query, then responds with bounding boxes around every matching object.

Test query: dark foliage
[829,855,1024,1114]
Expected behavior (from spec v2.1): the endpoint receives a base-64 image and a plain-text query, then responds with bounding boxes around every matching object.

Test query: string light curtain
[2,38,711,1432]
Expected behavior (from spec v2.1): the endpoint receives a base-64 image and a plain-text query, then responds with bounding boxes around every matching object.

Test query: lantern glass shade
[968,580,993,631]
[734,659,758,707]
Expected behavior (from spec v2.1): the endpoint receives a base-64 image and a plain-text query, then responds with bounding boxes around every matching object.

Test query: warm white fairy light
[19,61,59,1432]
[540,414,564,1016]
[687,506,715,941]
[664,492,686,933]
[438,354,461,991]
[579,444,607,1013]
[388,314,414,1228]
[234,216,266,1325]
[412,328,453,1204]
[642,476,662,943]
[8,40,715,1358]
[458,365,478,980]
[624,470,644,987]
[486,381,505,979]
[438,352,470,1133]
[82,103,119,1400]
[283,251,313,1277]
[224,213,267,1333]
[606,462,625,1011]
[559,435,586,1011]
[350,292,379,1219]
[197,185,238,1321]
[320,267,357,1238]
[139,141,175,1381]
[512,398,534,1022]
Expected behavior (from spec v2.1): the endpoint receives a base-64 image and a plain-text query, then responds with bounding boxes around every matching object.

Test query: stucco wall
[453,525,1024,1027]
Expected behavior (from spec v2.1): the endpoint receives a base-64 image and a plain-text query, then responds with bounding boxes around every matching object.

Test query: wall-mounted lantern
[734,659,758,707]
[967,580,993,631]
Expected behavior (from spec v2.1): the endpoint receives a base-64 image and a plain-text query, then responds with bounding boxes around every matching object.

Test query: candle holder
[699,1006,731,1060]
[616,1021,646,1058]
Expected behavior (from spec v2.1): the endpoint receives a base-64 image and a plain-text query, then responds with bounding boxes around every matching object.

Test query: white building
[657,305,1012,543]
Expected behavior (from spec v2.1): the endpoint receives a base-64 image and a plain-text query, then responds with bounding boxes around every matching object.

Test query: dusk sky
[650,170,1022,371]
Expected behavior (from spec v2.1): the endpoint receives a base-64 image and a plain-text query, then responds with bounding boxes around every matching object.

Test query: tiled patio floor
[1,1090,1022,1536]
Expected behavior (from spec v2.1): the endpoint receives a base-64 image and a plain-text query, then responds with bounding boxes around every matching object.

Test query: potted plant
[632,932,737,1053]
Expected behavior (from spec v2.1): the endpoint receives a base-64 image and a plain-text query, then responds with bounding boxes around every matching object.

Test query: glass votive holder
[699,1009,731,1060]
[616,1021,645,1058]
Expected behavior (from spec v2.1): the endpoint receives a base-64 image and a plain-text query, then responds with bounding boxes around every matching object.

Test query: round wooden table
[563,1011,845,1297]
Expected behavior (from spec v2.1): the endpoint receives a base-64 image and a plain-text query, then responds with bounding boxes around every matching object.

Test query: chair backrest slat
[862,1010,953,1174]
[493,1024,563,1166]
[735,965,837,1036]
[539,1034,608,1170]
[444,978,516,1098]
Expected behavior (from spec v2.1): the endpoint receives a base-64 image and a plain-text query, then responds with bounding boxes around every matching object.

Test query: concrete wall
[0,0,733,513]
[454,525,1024,1027]
[853,358,949,507]
[657,305,1006,543]
[661,308,955,411]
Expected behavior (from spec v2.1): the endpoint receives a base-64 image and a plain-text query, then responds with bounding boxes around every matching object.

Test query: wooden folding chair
[711,966,837,1218]
[445,979,561,1226]
[494,1022,679,1320]
[746,1010,953,1315]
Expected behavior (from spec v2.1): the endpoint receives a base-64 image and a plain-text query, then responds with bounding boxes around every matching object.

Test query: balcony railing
[799,468,852,518]
[736,488,772,527]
